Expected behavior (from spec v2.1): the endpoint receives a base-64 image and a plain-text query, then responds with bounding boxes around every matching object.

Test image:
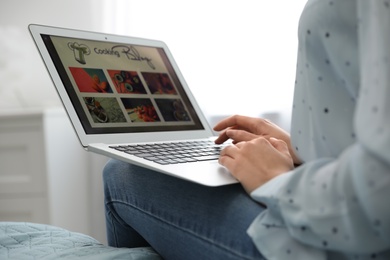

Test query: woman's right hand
[213,115,302,165]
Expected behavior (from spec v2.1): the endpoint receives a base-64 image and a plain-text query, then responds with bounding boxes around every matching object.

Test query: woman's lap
[103,159,265,260]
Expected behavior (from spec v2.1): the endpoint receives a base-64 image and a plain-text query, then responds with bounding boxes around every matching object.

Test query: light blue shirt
[248,0,390,259]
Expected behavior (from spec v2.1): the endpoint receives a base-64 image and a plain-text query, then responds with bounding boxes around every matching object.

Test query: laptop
[29,24,238,187]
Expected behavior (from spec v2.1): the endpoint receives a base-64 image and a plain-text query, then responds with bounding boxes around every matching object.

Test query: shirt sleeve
[247,1,390,259]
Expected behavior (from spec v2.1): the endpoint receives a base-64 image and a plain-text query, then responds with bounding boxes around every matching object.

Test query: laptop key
[154,160,171,165]
[193,155,220,161]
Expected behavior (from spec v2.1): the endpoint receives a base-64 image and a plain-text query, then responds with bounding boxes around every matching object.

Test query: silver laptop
[29,24,238,186]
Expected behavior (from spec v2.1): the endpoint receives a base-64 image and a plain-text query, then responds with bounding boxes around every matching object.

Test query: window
[102,0,307,129]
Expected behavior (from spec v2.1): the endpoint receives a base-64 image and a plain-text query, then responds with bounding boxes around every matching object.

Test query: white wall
[101,0,307,129]
[0,0,103,110]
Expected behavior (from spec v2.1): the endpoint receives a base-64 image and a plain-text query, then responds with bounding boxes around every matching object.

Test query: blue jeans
[103,159,265,260]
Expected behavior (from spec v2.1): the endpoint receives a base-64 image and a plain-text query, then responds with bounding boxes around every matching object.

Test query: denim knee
[103,159,117,184]
[102,159,130,198]
[103,159,130,183]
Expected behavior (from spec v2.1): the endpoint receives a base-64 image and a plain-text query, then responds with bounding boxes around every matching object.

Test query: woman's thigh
[103,159,265,260]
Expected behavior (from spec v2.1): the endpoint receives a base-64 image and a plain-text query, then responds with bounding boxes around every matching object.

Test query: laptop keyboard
[109,140,228,165]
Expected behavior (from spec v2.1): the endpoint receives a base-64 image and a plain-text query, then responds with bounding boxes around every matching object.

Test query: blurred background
[0,0,306,244]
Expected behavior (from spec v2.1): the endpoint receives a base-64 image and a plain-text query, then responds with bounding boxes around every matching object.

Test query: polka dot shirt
[247,1,390,259]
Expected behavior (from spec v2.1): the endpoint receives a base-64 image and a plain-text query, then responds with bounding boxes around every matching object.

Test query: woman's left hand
[219,137,294,193]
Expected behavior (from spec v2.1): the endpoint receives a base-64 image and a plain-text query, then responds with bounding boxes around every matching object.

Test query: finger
[218,145,241,178]
[220,144,237,157]
[214,115,259,144]
[226,129,258,143]
[214,129,231,144]
[213,115,238,131]
[218,155,238,178]
[234,141,247,149]
[215,129,255,145]
[213,115,253,132]
[269,137,289,155]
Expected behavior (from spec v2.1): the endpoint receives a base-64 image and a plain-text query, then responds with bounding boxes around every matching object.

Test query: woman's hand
[219,137,294,193]
[213,115,301,165]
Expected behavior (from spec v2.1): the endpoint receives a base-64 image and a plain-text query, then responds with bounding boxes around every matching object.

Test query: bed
[0,222,161,259]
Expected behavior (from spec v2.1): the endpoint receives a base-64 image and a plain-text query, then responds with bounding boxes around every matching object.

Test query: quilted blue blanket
[0,222,161,259]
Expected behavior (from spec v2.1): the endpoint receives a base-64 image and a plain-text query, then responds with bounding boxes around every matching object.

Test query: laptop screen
[41,34,204,134]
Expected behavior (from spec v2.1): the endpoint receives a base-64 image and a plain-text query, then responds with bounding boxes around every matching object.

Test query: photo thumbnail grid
[69,67,192,125]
